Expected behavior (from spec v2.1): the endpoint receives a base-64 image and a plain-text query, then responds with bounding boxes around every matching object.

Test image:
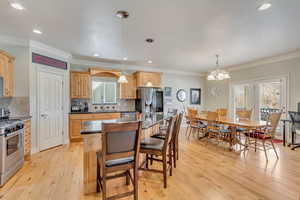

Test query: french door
[37,68,64,151]
[231,77,287,137]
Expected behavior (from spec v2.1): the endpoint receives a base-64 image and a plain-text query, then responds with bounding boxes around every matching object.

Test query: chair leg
[270,139,279,159]
[262,141,268,161]
[146,154,149,169]
[126,170,130,185]
[255,139,257,152]
[162,154,167,188]
[169,146,173,176]
[96,159,100,192]
[185,125,190,136]
[173,142,177,168]
[134,165,139,200]
[102,175,107,200]
[188,127,193,139]
[176,139,179,160]
[150,155,153,165]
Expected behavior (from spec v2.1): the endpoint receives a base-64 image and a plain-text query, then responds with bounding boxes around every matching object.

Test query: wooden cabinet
[0,50,14,97]
[120,75,137,99]
[69,113,121,142]
[134,71,161,88]
[24,119,31,161]
[70,71,91,99]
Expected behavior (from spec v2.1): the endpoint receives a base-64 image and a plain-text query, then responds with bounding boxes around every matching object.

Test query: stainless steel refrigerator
[135,87,164,114]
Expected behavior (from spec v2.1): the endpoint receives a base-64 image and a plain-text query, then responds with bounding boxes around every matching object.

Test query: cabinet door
[120,75,137,99]
[70,72,91,99]
[69,119,82,141]
[135,72,161,88]
[0,53,13,97]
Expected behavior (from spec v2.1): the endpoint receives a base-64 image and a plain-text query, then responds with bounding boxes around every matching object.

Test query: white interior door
[38,70,64,151]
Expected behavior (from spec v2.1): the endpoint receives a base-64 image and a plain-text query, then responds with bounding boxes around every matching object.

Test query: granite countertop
[81,113,171,134]
[10,116,32,121]
[69,111,137,114]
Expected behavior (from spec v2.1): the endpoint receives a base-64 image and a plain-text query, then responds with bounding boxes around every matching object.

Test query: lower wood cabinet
[69,113,121,142]
[24,119,31,161]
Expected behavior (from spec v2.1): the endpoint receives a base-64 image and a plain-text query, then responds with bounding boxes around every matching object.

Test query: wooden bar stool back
[140,116,176,188]
[97,121,142,200]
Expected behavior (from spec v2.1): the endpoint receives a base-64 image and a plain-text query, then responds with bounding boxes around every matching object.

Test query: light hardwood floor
[1,129,300,200]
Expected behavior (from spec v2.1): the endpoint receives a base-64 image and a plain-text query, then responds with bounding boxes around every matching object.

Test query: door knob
[41,114,48,118]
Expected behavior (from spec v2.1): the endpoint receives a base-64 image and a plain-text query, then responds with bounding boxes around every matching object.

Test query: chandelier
[207,55,231,81]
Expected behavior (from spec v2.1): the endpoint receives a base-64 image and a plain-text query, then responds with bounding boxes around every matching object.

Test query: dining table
[192,115,268,150]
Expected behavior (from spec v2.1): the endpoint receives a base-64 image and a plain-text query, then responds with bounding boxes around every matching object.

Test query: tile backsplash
[71,99,135,112]
[0,97,30,117]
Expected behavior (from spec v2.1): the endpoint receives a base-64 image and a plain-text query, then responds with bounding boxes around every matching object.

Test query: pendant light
[145,38,154,65]
[207,55,231,81]
[116,10,128,83]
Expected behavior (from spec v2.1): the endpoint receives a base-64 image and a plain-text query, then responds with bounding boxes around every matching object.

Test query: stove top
[0,119,24,136]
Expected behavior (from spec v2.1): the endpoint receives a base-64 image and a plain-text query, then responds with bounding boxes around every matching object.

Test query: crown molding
[71,58,204,77]
[29,40,72,61]
[225,49,300,72]
[0,35,28,46]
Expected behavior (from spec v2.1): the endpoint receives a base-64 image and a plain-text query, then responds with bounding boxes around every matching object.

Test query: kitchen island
[81,113,171,195]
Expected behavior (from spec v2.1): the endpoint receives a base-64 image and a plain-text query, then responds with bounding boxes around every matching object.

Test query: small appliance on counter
[0,107,24,186]
[71,102,89,113]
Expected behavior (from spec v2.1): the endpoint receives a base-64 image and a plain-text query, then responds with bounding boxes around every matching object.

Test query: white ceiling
[1,0,300,73]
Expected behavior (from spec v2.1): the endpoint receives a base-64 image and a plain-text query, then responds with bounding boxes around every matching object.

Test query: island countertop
[81,113,171,134]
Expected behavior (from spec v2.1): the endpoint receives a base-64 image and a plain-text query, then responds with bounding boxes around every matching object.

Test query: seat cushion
[151,133,166,140]
[105,157,134,167]
[141,138,164,150]
[245,132,271,140]
[236,127,247,132]
[191,124,207,129]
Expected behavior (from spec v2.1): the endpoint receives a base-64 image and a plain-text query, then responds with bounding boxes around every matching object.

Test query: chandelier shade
[207,55,231,81]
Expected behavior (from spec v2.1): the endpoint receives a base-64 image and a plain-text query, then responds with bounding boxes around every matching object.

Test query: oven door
[3,130,24,173]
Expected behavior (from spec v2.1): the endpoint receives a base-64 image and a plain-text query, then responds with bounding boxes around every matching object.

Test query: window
[92,77,117,104]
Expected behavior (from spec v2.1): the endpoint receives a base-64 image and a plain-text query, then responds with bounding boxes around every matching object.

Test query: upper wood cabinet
[0,50,14,97]
[134,71,161,88]
[70,71,91,99]
[120,75,137,99]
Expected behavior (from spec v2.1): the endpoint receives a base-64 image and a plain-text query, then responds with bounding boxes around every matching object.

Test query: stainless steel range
[0,108,24,186]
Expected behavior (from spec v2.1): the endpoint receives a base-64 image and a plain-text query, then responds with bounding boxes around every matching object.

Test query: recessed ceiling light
[147,60,153,64]
[123,57,128,60]
[258,3,272,11]
[33,29,42,34]
[10,2,25,10]
[93,53,99,57]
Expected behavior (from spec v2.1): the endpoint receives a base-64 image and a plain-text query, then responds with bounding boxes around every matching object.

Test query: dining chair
[244,112,282,161]
[96,121,142,200]
[139,115,176,188]
[288,111,300,150]
[205,111,220,143]
[151,113,183,168]
[216,108,228,119]
[185,108,198,136]
[236,109,253,136]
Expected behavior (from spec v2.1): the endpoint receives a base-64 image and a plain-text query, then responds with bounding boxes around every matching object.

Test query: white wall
[205,57,300,112]
[0,43,29,97]
[162,73,205,113]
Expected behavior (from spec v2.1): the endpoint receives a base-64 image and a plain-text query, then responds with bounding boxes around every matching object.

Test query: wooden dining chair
[139,115,176,188]
[151,113,183,168]
[96,121,142,200]
[205,111,220,143]
[244,112,282,161]
[236,109,253,135]
[216,108,228,119]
